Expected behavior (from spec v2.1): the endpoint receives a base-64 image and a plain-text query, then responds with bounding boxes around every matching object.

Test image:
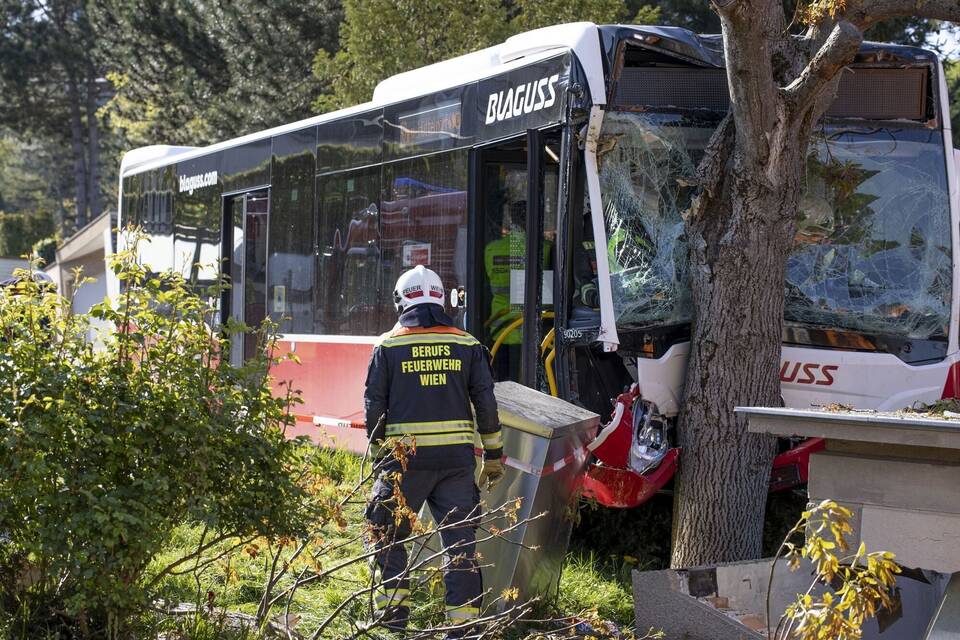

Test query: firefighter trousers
[365,462,482,630]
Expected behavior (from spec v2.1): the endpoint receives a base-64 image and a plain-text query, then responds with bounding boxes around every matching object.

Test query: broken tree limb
[684,113,735,224]
[848,0,960,31]
[782,19,863,116]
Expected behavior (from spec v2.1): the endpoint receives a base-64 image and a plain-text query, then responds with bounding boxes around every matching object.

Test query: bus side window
[379,151,469,332]
[268,143,316,335]
[316,168,381,336]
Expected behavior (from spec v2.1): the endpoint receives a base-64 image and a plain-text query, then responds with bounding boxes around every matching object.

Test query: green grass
[148,448,375,638]
[557,551,636,627]
[148,448,638,639]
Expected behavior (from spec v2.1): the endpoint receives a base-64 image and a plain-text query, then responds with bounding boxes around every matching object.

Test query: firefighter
[364,265,505,637]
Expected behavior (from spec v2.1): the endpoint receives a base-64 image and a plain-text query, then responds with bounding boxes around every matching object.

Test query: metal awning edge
[737,406,960,449]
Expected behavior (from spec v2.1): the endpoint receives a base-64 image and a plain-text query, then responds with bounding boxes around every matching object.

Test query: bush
[0,241,308,638]
[0,210,55,259]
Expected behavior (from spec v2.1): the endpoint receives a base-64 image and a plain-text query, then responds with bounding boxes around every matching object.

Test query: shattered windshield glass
[788,127,951,340]
[598,112,953,342]
[596,111,712,327]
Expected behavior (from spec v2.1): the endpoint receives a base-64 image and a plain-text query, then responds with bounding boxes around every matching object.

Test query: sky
[929,24,960,59]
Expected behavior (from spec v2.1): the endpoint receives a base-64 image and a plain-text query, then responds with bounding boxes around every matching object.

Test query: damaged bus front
[116,22,958,507]
[575,27,958,501]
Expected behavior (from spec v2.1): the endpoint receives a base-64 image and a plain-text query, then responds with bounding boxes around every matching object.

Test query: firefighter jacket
[364,307,502,470]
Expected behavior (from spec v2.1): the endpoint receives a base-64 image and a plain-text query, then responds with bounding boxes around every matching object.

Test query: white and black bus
[119,22,959,501]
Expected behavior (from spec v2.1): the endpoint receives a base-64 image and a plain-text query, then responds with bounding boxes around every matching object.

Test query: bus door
[471,130,560,390]
[222,189,270,366]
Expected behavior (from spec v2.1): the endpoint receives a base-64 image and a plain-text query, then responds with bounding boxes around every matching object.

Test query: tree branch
[848,0,960,31]
[782,19,863,115]
[265,500,541,609]
[146,529,240,591]
[685,113,735,223]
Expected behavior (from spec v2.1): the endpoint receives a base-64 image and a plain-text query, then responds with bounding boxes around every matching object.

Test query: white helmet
[393,265,444,312]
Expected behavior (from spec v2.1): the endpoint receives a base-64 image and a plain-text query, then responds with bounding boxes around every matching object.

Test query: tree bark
[85,71,101,223]
[67,72,88,230]
[670,0,813,567]
[671,131,805,566]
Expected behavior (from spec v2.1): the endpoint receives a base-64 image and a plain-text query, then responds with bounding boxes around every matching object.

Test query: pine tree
[312,0,508,112]
[92,0,343,147]
[0,0,105,231]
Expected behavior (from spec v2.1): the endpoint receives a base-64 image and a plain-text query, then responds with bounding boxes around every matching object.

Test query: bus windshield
[598,111,953,344]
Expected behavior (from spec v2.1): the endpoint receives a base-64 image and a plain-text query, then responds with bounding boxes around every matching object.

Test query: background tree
[1,0,342,241]
[509,0,628,30]
[0,0,106,231]
[946,60,960,145]
[92,0,343,148]
[669,0,960,567]
[630,0,720,29]
[312,0,508,112]
[0,133,60,257]
[0,212,56,259]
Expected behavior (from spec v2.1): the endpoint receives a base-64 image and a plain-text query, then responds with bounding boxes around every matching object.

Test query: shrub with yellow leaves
[768,499,900,640]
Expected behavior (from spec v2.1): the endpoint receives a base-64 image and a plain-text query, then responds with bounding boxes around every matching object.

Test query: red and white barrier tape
[475,445,590,478]
[307,415,593,477]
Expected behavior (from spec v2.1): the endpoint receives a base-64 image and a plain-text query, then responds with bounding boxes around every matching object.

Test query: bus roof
[373,21,605,105]
[120,22,941,178]
[120,22,607,178]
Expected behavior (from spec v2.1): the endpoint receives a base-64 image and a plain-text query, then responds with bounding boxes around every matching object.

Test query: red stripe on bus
[943,361,960,399]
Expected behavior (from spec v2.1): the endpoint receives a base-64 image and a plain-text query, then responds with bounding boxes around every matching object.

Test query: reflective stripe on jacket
[364,320,502,469]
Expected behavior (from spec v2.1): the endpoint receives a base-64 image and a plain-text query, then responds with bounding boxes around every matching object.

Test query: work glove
[479,458,505,491]
[367,415,388,463]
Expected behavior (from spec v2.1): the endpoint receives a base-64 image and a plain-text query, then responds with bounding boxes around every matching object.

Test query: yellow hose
[545,348,558,397]
[490,311,557,370]
[540,328,555,355]
[490,317,524,359]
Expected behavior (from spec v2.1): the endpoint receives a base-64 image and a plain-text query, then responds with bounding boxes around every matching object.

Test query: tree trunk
[85,71,101,222]
[670,113,808,567]
[67,73,89,231]
[663,0,955,569]
[666,0,825,568]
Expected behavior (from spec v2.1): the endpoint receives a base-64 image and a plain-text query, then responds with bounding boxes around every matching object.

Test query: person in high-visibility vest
[606,224,652,273]
[573,239,600,310]
[364,265,504,638]
[484,200,524,381]
[572,214,656,314]
[483,201,551,380]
